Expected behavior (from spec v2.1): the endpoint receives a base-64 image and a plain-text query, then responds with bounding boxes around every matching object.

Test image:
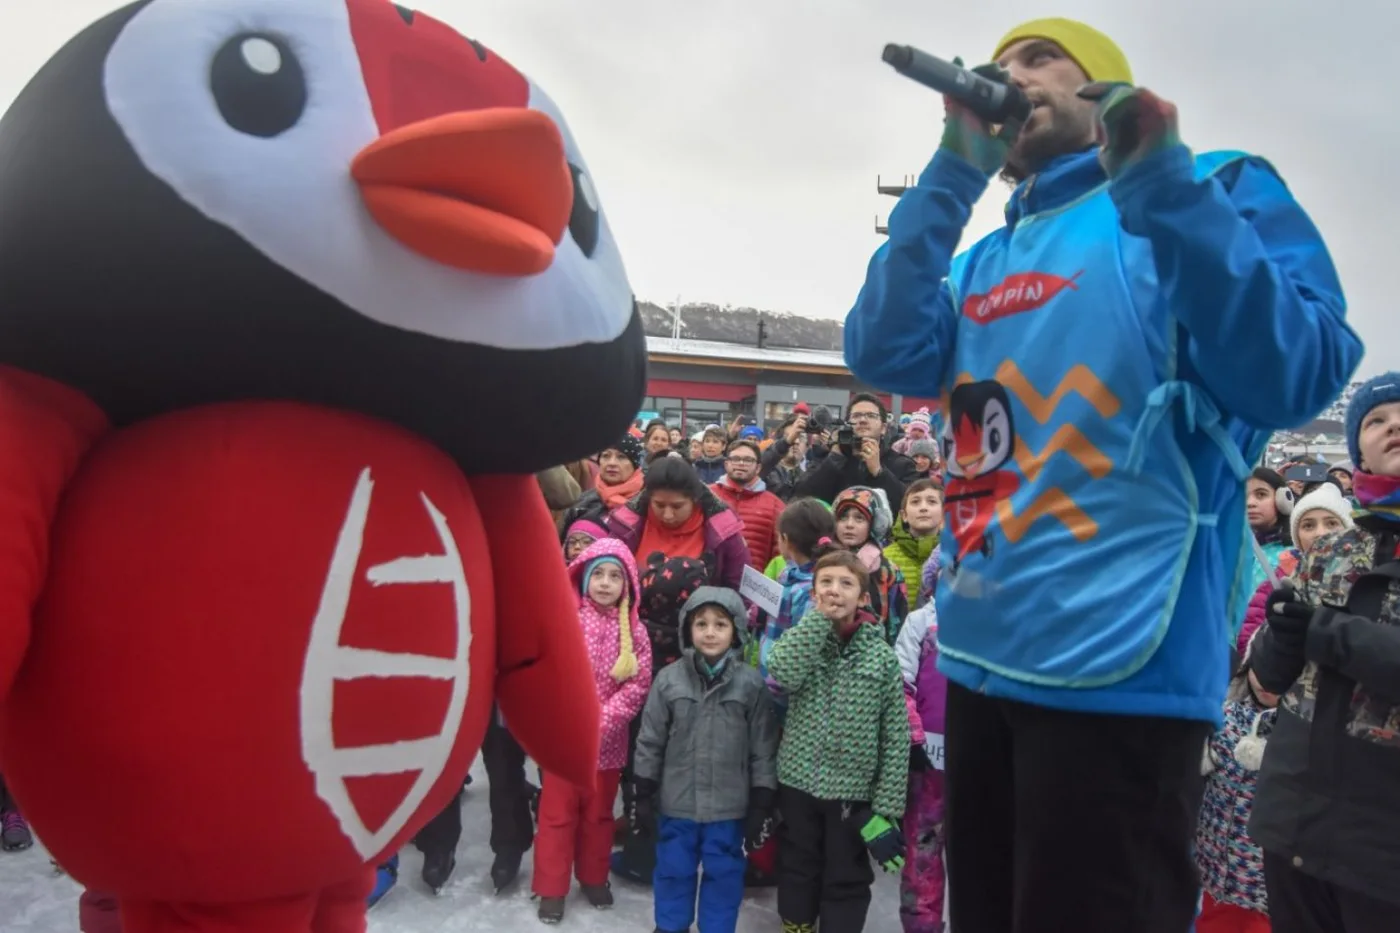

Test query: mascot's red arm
[472,473,600,788]
[0,367,109,698]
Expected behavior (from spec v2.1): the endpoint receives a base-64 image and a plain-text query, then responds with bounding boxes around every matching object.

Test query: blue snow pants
[654,816,746,933]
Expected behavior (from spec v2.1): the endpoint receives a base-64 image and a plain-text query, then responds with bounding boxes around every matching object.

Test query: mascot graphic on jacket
[0,1,646,931]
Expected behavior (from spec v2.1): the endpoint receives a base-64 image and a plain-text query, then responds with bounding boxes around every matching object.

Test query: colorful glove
[937,58,1023,177]
[852,808,905,872]
[1076,82,1181,179]
[743,788,778,854]
[629,777,659,841]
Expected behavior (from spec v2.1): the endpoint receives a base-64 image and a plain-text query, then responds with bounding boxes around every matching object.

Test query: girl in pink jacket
[533,539,652,924]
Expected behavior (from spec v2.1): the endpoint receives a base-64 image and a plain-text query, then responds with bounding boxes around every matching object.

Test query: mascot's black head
[0,0,646,474]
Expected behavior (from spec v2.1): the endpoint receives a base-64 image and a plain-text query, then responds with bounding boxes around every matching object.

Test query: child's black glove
[909,743,933,772]
[846,804,905,872]
[743,787,777,854]
[1265,582,1313,653]
[1256,582,1313,693]
[629,777,659,840]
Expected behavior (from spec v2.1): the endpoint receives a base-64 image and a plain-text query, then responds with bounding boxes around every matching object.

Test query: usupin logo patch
[961,270,1082,325]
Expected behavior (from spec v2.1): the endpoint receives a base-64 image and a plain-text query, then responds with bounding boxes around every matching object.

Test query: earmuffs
[1275,485,1295,517]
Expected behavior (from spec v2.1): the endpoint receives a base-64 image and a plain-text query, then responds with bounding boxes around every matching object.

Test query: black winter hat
[606,434,644,468]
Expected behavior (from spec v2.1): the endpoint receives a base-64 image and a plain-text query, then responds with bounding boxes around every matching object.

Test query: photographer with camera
[792,394,917,509]
[846,16,1362,933]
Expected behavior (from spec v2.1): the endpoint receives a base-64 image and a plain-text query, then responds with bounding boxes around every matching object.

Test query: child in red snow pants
[532,770,623,897]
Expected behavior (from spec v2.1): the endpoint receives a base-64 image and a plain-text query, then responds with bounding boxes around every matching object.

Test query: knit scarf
[596,470,644,510]
[1352,470,1400,524]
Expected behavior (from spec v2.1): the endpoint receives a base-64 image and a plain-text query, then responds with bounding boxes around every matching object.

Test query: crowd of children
[526,476,948,933]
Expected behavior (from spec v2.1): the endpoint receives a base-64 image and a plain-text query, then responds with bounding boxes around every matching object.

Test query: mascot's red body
[0,1,647,931]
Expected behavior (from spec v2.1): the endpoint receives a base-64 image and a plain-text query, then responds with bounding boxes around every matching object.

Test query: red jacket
[710,477,784,571]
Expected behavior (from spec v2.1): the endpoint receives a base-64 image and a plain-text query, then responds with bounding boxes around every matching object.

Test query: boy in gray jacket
[633,586,780,933]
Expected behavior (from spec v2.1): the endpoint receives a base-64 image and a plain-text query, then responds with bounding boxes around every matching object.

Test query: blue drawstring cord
[1125,380,1251,481]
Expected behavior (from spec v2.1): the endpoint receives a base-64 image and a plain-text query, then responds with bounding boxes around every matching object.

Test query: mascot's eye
[988,428,1002,453]
[210,33,308,138]
[568,163,600,258]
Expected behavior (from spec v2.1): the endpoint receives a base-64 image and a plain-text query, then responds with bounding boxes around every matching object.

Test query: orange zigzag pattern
[947,363,1119,542]
[995,360,1121,423]
[998,492,1098,543]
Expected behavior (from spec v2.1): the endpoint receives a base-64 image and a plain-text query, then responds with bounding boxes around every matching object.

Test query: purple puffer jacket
[605,490,750,592]
[895,604,947,742]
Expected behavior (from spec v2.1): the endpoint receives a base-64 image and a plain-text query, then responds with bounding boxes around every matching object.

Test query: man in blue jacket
[845,17,1363,933]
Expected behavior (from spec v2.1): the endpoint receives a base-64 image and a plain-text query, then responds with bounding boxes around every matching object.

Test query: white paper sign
[924,733,946,771]
[739,565,783,617]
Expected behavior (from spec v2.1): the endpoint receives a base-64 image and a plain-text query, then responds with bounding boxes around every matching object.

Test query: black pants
[943,682,1209,933]
[620,712,645,815]
[414,716,533,858]
[776,785,874,933]
[1264,850,1400,932]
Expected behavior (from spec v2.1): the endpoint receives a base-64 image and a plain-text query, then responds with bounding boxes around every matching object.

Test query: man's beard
[1004,106,1093,182]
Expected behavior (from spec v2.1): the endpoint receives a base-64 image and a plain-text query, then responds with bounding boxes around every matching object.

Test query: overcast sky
[2,0,1392,375]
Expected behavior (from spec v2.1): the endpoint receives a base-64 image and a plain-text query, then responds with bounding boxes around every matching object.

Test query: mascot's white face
[103,0,632,351]
[0,0,647,472]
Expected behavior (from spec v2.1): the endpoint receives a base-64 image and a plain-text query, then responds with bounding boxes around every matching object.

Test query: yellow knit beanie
[993,18,1133,85]
[610,587,640,682]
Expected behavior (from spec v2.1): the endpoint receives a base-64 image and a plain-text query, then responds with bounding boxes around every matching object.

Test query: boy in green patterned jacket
[767,545,911,933]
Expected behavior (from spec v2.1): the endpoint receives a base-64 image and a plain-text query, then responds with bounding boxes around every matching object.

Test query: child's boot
[420,850,455,894]
[581,881,614,908]
[537,896,566,924]
[367,855,398,909]
[1,807,32,851]
[490,850,522,893]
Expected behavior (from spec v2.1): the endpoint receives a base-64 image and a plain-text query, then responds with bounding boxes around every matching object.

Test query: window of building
[639,397,683,429]
[684,401,740,437]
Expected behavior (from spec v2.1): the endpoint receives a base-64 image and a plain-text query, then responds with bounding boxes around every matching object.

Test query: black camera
[835,424,857,454]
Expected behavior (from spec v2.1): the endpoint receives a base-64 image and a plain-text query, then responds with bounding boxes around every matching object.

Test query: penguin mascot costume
[0,1,646,931]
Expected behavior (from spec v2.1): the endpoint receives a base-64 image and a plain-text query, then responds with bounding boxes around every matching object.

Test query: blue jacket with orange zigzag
[845,143,1362,723]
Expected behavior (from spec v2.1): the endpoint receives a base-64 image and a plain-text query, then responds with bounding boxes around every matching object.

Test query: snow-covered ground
[1,757,901,931]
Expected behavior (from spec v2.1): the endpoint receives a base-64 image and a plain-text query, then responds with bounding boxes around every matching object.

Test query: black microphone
[882,44,1031,124]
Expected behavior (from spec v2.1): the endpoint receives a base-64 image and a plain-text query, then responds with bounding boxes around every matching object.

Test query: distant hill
[639,300,843,351]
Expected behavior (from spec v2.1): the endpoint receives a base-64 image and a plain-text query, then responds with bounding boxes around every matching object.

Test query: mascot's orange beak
[351,109,573,276]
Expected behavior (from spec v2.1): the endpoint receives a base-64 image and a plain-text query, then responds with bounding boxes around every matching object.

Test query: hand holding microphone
[882,44,1029,177]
